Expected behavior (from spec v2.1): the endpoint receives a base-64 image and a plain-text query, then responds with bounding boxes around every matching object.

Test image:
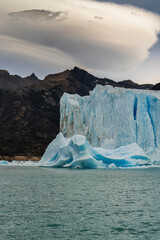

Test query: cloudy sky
[0,0,160,84]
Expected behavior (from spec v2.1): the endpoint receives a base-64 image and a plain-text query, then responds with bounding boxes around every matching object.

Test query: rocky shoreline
[0,156,41,162]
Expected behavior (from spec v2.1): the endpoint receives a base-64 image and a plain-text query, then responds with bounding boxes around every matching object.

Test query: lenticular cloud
[0,0,160,78]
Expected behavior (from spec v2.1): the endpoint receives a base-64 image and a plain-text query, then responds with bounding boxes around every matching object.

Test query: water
[0,167,160,240]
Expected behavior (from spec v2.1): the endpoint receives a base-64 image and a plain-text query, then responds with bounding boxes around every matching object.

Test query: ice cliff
[60,85,160,162]
[39,133,150,168]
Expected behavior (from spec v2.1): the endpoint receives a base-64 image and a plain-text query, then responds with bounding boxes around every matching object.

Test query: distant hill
[0,67,156,158]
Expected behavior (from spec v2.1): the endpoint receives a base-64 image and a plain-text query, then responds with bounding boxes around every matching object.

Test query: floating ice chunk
[0,160,8,165]
[39,134,105,169]
[108,163,116,169]
[10,161,38,166]
[0,160,38,166]
[39,133,151,169]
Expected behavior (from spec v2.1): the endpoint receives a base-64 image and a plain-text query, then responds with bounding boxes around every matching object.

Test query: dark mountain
[151,83,160,90]
[0,67,155,158]
[0,70,40,90]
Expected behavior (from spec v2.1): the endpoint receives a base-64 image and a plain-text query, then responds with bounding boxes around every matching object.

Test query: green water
[0,167,160,240]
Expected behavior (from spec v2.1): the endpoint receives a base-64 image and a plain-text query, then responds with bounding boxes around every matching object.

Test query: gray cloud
[0,35,74,78]
[94,16,103,20]
[8,9,68,23]
[0,0,160,83]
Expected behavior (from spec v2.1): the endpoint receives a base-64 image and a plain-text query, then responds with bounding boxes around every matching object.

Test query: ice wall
[60,85,160,161]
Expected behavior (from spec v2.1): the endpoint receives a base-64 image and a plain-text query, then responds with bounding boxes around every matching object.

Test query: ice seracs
[39,133,150,168]
[60,85,160,162]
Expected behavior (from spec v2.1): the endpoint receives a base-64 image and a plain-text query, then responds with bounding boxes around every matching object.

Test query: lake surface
[0,167,160,240]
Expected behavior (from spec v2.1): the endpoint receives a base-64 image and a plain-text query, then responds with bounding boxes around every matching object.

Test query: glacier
[60,85,160,162]
[39,133,151,168]
[2,84,160,169]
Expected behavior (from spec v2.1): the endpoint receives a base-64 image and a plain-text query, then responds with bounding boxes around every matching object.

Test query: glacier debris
[39,133,151,168]
[60,85,160,162]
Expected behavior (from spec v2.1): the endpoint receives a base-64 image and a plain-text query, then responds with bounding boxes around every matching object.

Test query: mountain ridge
[0,69,40,90]
[0,67,156,91]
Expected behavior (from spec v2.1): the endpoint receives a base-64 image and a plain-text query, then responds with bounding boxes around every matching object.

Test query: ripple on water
[0,167,160,240]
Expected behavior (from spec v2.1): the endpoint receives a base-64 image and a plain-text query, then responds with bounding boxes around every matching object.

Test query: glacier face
[39,133,151,168]
[60,85,160,161]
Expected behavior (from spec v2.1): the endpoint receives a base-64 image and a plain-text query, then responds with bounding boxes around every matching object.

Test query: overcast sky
[0,0,160,84]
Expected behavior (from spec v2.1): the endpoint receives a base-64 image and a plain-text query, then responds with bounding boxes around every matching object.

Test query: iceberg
[60,85,160,162]
[39,133,151,168]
